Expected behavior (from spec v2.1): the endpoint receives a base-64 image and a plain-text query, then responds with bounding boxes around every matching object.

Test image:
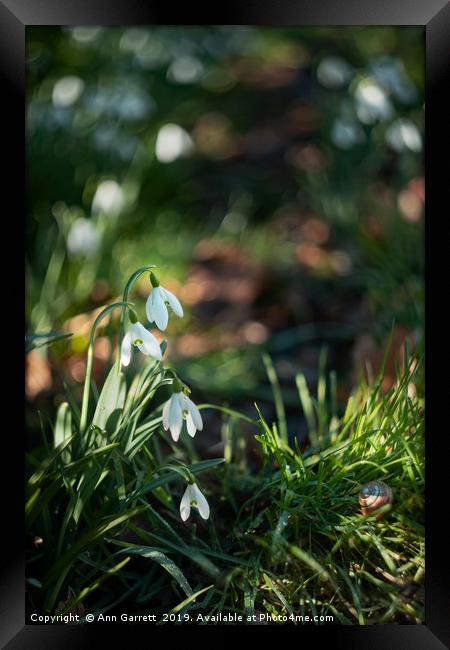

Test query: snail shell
[359,481,393,518]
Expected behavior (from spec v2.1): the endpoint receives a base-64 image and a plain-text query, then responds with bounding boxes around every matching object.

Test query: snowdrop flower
[331,118,365,149]
[385,118,422,153]
[121,311,162,367]
[146,272,183,331]
[317,56,353,89]
[67,218,100,257]
[180,482,210,521]
[162,380,203,442]
[155,123,194,163]
[354,77,393,124]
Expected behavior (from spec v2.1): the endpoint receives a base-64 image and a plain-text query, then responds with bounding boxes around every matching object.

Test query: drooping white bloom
[146,274,183,331]
[92,180,124,216]
[317,56,353,89]
[67,218,100,257]
[180,483,210,522]
[52,75,84,108]
[121,321,162,367]
[354,78,393,124]
[162,390,203,442]
[385,118,422,153]
[155,124,194,163]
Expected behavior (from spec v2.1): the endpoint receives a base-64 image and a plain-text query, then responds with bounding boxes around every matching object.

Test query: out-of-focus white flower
[355,78,393,124]
[167,56,204,84]
[370,56,417,105]
[162,386,203,442]
[385,118,422,152]
[92,180,124,216]
[121,321,162,367]
[317,56,353,89]
[155,123,193,163]
[331,118,366,149]
[67,218,100,256]
[119,28,150,53]
[52,76,84,107]
[70,27,103,44]
[146,273,183,331]
[180,482,210,521]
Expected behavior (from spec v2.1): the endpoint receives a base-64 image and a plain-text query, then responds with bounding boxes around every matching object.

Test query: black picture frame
[3,1,449,647]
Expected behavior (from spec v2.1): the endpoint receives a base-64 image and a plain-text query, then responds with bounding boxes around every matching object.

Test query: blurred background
[26,26,424,452]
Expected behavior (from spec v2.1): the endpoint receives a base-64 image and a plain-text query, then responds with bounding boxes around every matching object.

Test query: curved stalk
[117,264,156,366]
[161,366,190,393]
[163,463,195,484]
[80,301,133,435]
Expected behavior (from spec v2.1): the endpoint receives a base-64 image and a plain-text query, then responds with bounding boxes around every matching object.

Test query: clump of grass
[208,347,424,624]
[27,332,423,624]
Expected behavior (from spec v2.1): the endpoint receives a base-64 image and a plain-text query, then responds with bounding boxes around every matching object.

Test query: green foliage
[26,331,73,353]
[27,341,423,623]
[91,365,126,431]
[210,352,424,624]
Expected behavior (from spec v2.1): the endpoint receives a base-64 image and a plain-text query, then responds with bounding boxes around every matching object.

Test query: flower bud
[172,377,183,393]
[150,272,160,288]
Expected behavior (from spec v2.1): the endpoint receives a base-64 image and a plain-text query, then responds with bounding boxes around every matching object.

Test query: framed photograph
[2,0,448,646]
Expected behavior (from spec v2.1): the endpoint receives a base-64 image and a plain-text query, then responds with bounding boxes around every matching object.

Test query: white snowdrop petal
[121,332,132,367]
[180,485,192,521]
[169,393,183,441]
[186,397,203,431]
[193,484,210,520]
[131,322,162,360]
[169,417,182,441]
[162,287,184,317]
[130,322,142,342]
[151,288,169,331]
[139,326,162,360]
[162,398,171,430]
[186,412,197,437]
[145,292,154,324]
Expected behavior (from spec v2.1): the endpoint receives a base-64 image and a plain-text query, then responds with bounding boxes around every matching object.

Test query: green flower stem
[162,367,190,393]
[116,264,156,367]
[164,463,196,484]
[80,301,133,435]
